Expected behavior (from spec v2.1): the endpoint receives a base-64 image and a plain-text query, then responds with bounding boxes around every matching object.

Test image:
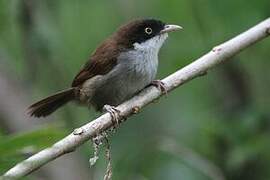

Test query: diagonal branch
[2,18,270,179]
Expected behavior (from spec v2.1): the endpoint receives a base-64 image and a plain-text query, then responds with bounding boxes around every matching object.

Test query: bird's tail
[28,88,77,118]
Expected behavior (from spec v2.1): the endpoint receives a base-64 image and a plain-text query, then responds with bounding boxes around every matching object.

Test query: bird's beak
[160,24,183,34]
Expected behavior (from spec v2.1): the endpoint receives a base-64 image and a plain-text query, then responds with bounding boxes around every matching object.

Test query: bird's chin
[157,33,169,46]
[159,33,168,39]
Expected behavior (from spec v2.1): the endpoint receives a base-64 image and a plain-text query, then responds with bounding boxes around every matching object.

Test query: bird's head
[114,19,182,50]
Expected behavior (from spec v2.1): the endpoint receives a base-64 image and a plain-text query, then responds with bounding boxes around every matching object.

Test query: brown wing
[71,38,120,87]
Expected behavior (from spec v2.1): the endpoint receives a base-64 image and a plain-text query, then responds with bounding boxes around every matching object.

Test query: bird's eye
[145,27,152,35]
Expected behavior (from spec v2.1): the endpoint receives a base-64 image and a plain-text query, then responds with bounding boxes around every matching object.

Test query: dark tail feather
[28,88,76,118]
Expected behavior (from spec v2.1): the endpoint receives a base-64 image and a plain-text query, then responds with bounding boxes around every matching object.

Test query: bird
[28,18,182,119]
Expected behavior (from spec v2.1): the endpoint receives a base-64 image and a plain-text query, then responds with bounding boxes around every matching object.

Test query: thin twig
[2,18,270,179]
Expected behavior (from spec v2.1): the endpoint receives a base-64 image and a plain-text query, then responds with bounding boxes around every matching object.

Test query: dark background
[0,0,270,179]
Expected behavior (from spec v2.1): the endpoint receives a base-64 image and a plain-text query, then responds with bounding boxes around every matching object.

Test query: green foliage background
[0,0,270,179]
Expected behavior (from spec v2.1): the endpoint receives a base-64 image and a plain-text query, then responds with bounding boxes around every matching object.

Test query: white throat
[130,33,169,79]
[133,33,169,53]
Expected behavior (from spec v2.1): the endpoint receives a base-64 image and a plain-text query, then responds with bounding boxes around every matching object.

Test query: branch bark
[2,18,270,179]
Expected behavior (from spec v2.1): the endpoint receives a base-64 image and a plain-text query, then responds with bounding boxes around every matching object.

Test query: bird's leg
[151,80,168,95]
[103,105,121,127]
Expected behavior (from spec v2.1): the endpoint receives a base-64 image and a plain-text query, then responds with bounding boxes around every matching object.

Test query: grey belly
[91,66,155,111]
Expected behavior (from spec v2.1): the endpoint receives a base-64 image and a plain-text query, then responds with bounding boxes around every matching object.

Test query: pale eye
[145,27,153,35]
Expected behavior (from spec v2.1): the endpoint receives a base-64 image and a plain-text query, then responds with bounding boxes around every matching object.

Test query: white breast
[119,33,169,82]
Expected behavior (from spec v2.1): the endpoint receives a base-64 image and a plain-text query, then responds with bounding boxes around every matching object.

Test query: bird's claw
[151,80,168,95]
[103,105,121,127]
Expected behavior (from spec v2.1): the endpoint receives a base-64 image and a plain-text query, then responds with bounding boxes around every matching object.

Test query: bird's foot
[103,105,121,128]
[151,80,168,95]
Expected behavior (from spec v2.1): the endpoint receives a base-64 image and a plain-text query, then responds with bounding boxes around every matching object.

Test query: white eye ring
[145,27,152,35]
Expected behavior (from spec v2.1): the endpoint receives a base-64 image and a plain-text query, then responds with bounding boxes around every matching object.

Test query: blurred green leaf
[0,126,67,174]
[0,126,67,156]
